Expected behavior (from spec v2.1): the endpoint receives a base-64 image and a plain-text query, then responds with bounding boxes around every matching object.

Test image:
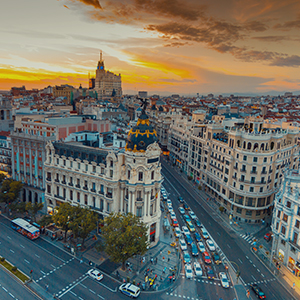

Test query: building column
[131,192,135,215]
[147,191,151,216]
[120,188,124,212]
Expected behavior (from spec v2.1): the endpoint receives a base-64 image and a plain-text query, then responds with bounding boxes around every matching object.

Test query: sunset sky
[1,0,300,95]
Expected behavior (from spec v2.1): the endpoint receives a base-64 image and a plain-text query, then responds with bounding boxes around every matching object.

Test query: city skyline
[1,0,300,95]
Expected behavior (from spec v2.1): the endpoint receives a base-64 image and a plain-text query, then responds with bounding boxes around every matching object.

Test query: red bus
[11,218,40,240]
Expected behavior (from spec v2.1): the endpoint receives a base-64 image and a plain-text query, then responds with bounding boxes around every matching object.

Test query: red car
[202,251,211,264]
[264,233,272,242]
[172,219,179,227]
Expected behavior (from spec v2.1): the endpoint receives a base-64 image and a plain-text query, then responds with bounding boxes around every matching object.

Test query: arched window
[243,141,246,149]
[260,143,264,151]
[247,142,252,150]
[253,143,258,150]
[237,140,240,147]
[270,142,274,150]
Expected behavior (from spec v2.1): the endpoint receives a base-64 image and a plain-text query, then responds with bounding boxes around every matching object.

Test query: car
[162,193,167,201]
[189,211,197,220]
[202,251,211,264]
[88,269,103,281]
[212,252,221,265]
[119,283,141,298]
[183,214,192,223]
[193,261,203,277]
[201,227,209,239]
[191,243,199,256]
[206,239,216,251]
[182,226,190,236]
[185,264,193,279]
[161,187,166,193]
[183,251,191,264]
[219,272,230,288]
[183,203,189,210]
[172,219,179,227]
[251,283,266,299]
[185,234,193,245]
[187,223,195,233]
[197,241,206,253]
[178,196,184,203]
[264,233,272,242]
[178,207,185,214]
[170,212,176,219]
[180,238,187,251]
[167,199,172,206]
[175,227,181,237]
[195,232,202,242]
[195,219,202,227]
[206,266,215,279]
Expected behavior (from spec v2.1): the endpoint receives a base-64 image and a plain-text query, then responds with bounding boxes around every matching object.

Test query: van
[119,283,140,298]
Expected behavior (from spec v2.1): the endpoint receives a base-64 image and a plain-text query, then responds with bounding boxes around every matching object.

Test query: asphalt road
[161,158,296,300]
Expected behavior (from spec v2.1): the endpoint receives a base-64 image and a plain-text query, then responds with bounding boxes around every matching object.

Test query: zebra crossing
[240,233,258,245]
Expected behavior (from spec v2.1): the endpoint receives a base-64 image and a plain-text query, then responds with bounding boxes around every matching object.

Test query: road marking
[7,236,11,240]
[257,269,260,273]
[253,264,256,267]
[10,249,14,253]
[80,283,87,289]
[58,276,88,298]
[35,254,40,258]
[89,289,96,294]
[9,293,15,298]
[246,256,249,259]
[20,244,25,249]
[98,294,105,300]
[238,258,243,264]
[217,232,220,236]
[79,297,84,300]
[2,287,8,292]
[261,274,265,277]
[227,244,231,248]
[70,291,77,296]
[40,270,45,275]
[51,264,56,269]
[251,275,256,281]
[24,259,30,264]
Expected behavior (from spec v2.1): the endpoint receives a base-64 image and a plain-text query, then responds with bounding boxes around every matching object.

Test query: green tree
[25,202,44,222]
[0,173,6,184]
[38,215,53,227]
[52,202,74,241]
[70,207,97,247]
[0,179,23,204]
[101,212,149,270]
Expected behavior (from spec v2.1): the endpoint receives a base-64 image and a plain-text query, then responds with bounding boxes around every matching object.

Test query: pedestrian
[45,284,49,291]
[151,257,154,264]
[163,267,166,274]
[80,259,83,264]
[160,250,162,256]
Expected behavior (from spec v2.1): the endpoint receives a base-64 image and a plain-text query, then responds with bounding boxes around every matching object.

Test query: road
[161,158,296,300]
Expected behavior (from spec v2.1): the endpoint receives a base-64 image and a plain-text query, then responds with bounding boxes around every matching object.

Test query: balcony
[91,188,96,193]
[61,181,66,184]
[240,169,246,173]
[261,171,267,175]
[136,197,143,201]
[289,239,300,251]
[54,195,65,200]
[269,169,273,173]
[106,193,113,199]
[75,184,80,188]
[83,186,88,191]
[233,166,238,170]
[68,182,73,186]
[55,179,59,183]
[250,171,257,174]
[98,190,104,195]
[46,177,51,181]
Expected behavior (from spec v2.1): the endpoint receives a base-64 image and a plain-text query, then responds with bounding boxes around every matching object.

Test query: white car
[167,199,172,206]
[178,207,185,214]
[197,241,206,253]
[219,272,230,288]
[180,238,187,251]
[175,227,181,237]
[206,239,216,251]
[162,194,167,201]
[88,269,103,281]
[193,262,203,277]
[185,264,193,279]
[201,227,209,239]
[182,226,190,236]
[189,211,197,220]
[170,212,176,220]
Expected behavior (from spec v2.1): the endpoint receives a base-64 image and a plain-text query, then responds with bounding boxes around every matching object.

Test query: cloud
[251,35,290,42]
[274,17,300,30]
[270,55,300,67]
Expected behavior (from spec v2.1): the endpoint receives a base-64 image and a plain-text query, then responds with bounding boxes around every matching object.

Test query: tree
[101,212,149,270]
[69,207,97,247]
[0,173,6,184]
[25,202,44,222]
[38,215,53,228]
[0,179,23,204]
[52,202,74,241]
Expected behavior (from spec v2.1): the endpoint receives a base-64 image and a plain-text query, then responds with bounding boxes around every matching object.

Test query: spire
[100,50,102,62]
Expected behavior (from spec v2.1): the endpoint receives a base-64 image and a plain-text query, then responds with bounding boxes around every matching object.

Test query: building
[169,115,300,222]
[44,108,162,246]
[271,169,300,276]
[0,131,11,176]
[92,51,122,100]
[52,85,74,104]
[0,96,14,132]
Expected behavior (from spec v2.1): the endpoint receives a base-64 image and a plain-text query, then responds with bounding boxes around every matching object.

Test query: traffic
[160,186,231,289]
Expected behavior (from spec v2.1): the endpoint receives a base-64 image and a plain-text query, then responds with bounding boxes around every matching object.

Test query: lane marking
[89,289,96,294]
[227,244,231,248]
[58,276,88,298]
[35,254,40,258]
[40,270,45,275]
[7,236,11,240]
[251,275,256,281]
[98,294,105,300]
[80,283,87,289]
[24,259,30,264]
[10,249,14,253]
[238,258,243,264]
[20,244,25,249]
[70,291,77,296]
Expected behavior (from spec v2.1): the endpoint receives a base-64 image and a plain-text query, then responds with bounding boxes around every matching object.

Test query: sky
[1,0,300,95]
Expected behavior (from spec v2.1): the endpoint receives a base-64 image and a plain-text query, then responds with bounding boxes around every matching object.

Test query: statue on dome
[139,98,149,114]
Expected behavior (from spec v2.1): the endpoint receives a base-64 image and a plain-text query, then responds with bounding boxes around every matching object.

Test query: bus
[11,218,40,240]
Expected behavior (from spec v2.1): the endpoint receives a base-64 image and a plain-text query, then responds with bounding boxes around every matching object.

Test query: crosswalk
[240,233,258,245]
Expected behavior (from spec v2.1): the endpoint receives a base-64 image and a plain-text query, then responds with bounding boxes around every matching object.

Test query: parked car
[193,261,203,277]
[212,252,221,265]
[202,251,211,264]
[251,283,266,299]
[185,234,193,245]
[167,199,172,206]
[195,232,202,242]
[200,227,209,239]
[264,233,272,242]
[191,243,199,256]
[170,212,176,219]
[183,203,190,210]
[206,266,215,279]
[172,218,179,227]
[178,196,184,203]
[206,239,216,251]
[185,264,193,279]
[187,223,195,233]
[175,227,181,237]
[189,210,197,220]
[183,214,192,223]
[197,241,206,253]
[178,207,185,214]
[195,219,202,227]
[182,226,190,236]
[88,269,103,281]
[183,251,191,264]
[219,272,230,288]
[119,283,140,298]
[180,238,187,251]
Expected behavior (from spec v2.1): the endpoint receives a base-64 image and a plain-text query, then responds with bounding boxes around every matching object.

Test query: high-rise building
[92,51,122,100]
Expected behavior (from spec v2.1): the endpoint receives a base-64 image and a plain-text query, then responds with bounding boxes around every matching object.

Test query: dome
[125,112,158,152]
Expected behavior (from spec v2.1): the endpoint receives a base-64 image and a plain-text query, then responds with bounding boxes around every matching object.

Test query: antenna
[100,50,102,61]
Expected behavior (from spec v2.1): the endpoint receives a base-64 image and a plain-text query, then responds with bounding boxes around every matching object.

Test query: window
[236,154,239,159]
[56,186,59,196]
[137,207,142,217]
[250,187,254,192]
[78,163,80,169]
[246,210,252,216]
[281,226,286,235]
[225,168,229,174]
[282,214,288,223]
[286,201,291,208]
[295,220,300,229]
[70,190,73,200]
[240,185,244,191]
[293,232,298,244]
[277,211,281,218]
[241,165,246,171]
[276,222,279,230]
[138,172,143,181]
[85,165,88,172]
[93,165,96,173]
[47,185,51,193]
[250,177,255,184]
[236,208,242,214]
[110,160,113,167]
[281,239,286,246]
[256,210,260,216]
[107,202,110,212]
[253,157,257,162]
[110,170,113,178]
[243,155,247,161]
[77,192,80,202]
[263,157,267,163]
[261,177,265,183]
[151,171,154,180]
[85,194,88,205]
[260,187,263,193]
